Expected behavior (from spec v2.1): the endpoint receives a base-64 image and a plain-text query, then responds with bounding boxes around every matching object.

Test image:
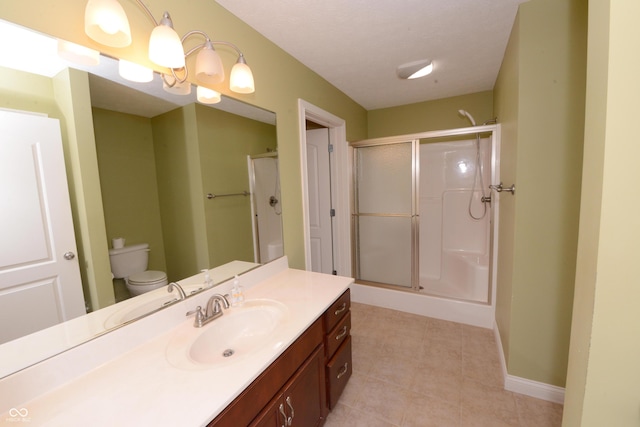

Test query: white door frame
[298,100,351,276]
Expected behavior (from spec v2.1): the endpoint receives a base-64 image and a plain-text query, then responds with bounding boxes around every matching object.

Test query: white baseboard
[493,323,565,405]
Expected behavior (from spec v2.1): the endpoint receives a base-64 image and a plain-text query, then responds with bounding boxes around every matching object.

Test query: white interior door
[306,128,334,274]
[0,110,85,345]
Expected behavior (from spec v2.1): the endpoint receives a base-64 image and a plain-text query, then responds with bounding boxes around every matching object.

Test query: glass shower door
[352,141,418,289]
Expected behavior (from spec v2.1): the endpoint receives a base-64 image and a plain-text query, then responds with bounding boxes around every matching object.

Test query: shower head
[458,109,476,126]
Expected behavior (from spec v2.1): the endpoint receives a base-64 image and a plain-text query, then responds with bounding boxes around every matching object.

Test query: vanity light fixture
[397,59,434,80]
[197,86,222,104]
[83,0,255,96]
[118,59,153,82]
[84,0,131,48]
[57,40,101,66]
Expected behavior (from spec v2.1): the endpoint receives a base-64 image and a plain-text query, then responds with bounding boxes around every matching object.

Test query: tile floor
[325,302,563,427]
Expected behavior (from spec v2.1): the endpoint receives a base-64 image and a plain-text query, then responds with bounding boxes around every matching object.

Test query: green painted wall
[493,0,587,387]
[367,91,494,138]
[151,105,206,281]
[194,104,276,267]
[92,108,167,273]
[493,11,520,369]
[564,0,640,425]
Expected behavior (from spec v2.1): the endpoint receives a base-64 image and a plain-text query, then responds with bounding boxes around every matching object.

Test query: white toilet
[108,243,168,296]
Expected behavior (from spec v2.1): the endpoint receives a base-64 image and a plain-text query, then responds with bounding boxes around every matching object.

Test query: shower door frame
[351,124,500,303]
[351,138,421,290]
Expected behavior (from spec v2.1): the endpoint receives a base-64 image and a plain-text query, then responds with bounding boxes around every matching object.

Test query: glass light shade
[57,40,100,66]
[229,58,255,94]
[148,20,185,69]
[197,86,221,104]
[84,0,131,48]
[119,60,153,83]
[408,62,433,79]
[162,77,191,95]
[195,43,224,85]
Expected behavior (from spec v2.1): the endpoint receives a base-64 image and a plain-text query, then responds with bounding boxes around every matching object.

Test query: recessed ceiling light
[397,59,433,80]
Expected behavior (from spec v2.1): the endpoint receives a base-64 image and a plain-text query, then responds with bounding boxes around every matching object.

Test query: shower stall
[351,124,500,327]
[248,153,284,263]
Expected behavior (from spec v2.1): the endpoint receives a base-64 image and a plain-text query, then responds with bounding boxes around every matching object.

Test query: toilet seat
[128,270,167,286]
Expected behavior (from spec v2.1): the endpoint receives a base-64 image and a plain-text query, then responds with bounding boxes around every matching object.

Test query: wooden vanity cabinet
[250,346,326,427]
[208,289,353,427]
[323,289,352,410]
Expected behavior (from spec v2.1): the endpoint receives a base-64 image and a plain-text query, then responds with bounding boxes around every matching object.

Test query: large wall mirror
[0,19,283,377]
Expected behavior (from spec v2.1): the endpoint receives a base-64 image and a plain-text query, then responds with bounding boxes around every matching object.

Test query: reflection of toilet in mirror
[108,243,168,296]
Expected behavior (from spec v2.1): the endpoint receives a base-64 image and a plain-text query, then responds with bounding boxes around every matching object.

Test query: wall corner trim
[494,323,565,404]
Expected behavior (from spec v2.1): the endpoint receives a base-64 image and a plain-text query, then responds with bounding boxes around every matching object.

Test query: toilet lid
[128,270,167,286]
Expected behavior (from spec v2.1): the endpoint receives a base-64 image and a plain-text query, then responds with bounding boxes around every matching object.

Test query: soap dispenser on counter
[230,275,244,306]
[202,269,213,289]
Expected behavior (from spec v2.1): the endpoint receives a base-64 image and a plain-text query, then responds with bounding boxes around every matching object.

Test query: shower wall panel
[419,139,491,281]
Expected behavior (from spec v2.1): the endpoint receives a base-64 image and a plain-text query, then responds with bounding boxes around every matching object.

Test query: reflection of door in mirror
[249,153,284,263]
[0,110,85,344]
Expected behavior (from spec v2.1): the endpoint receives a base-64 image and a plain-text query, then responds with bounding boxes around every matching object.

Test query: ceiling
[215,0,527,110]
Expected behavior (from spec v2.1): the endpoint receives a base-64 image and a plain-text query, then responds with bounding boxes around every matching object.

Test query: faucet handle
[186,306,205,327]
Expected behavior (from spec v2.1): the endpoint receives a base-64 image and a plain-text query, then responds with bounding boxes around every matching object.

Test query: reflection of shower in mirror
[248,153,284,263]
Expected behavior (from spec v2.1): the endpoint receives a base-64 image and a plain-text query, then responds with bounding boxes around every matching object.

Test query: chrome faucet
[167,282,187,300]
[187,294,230,327]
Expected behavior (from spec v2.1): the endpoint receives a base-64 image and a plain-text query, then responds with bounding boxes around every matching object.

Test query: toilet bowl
[126,270,168,296]
[108,243,167,296]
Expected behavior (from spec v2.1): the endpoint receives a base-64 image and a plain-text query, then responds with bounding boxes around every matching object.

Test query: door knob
[63,251,76,260]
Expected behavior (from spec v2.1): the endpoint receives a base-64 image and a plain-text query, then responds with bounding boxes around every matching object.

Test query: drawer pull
[286,396,295,426]
[336,362,349,379]
[279,403,287,427]
[334,303,347,316]
[335,325,348,341]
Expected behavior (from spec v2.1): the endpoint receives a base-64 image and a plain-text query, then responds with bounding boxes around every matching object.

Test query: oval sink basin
[166,299,289,369]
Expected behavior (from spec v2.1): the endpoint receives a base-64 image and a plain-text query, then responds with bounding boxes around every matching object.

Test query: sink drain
[222,349,235,358]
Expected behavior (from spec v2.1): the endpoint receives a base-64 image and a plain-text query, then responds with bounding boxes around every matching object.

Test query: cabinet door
[251,345,326,427]
[250,397,286,427]
[284,346,326,427]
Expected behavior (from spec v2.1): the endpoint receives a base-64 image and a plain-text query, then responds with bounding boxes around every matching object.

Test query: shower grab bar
[489,182,516,195]
[206,191,251,199]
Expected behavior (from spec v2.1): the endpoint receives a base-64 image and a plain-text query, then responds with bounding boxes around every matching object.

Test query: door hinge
[330,208,336,217]
[328,144,334,153]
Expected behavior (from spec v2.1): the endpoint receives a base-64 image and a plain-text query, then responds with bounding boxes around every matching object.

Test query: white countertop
[0,258,353,426]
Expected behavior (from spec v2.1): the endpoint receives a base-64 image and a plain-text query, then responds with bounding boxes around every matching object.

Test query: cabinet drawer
[323,288,350,333]
[325,311,350,360]
[326,336,352,409]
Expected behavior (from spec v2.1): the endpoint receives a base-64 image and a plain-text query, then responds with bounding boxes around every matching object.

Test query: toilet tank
[108,243,150,279]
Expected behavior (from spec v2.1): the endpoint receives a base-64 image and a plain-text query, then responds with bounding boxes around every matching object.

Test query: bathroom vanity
[209,289,352,426]
[0,257,353,426]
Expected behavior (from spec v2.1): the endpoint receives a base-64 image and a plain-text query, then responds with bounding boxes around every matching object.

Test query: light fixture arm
[133,0,160,27]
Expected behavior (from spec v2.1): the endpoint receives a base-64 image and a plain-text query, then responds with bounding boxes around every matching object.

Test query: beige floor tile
[409,366,463,404]
[337,371,366,407]
[461,377,520,425]
[514,394,564,427]
[336,303,563,427]
[369,353,420,389]
[401,393,460,427]
[326,402,399,427]
[352,376,414,425]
